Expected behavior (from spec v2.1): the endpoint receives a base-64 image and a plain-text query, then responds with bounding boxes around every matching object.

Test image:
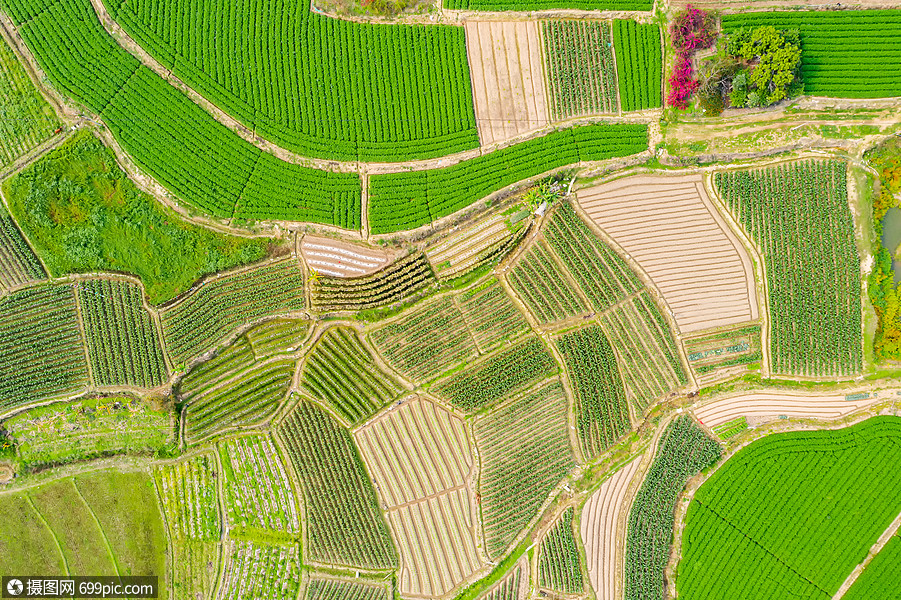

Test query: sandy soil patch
[580,455,644,600]
[355,397,482,597]
[577,174,759,334]
[693,392,887,429]
[300,235,393,278]
[465,20,550,148]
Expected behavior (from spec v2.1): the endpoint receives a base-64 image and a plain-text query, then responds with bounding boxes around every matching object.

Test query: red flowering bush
[667,5,716,109]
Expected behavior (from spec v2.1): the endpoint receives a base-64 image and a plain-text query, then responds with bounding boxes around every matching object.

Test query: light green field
[0,469,167,598]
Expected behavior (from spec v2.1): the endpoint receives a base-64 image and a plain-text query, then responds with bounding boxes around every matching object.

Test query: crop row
[721,10,901,98]
[218,540,300,600]
[480,565,524,600]
[0,34,59,169]
[77,279,168,388]
[456,278,531,353]
[508,241,588,326]
[245,319,309,358]
[556,325,631,459]
[161,258,305,364]
[300,326,400,426]
[601,292,688,413]
[3,0,362,228]
[371,295,477,382]
[368,124,648,234]
[0,204,44,291]
[0,284,88,410]
[716,161,862,376]
[276,400,397,570]
[474,381,576,560]
[613,20,662,111]
[105,0,479,162]
[155,454,221,541]
[310,252,435,313]
[171,540,220,600]
[305,576,390,600]
[178,336,256,398]
[432,336,558,413]
[679,418,901,599]
[543,202,642,311]
[183,358,295,444]
[542,20,618,119]
[219,435,299,534]
[5,396,170,467]
[625,416,721,600]
[538,507,584,594]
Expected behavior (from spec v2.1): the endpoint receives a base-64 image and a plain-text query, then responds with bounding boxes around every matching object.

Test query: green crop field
[368,124,648,234]
[0,470,168,594]
[277,399,397,570]
[0,201,44,292]
[104,0,478,162]
[538,507,584,594]
[508,241,588,325]
[721,10,901,98]
[474,381,576,560]
[300,326,401,425]
[371,295,478,381]
[0,33,57,168]
[457,278,531,352]
[678,417,901,600]
[716,161,862,376]
[843,534,901,600]
[432,336,558,413]
[160,258,305,364]
[3,133,270,304]
[445,0,652,8]
[542,21,618,119]
[78,278,168,388]
[557,325,631,458]
[613,21,662,111]
[0,284,88,410]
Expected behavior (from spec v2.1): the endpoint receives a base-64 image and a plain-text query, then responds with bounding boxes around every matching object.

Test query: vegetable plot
[77,279,168,389]
[0,284,88,411]
[431,336,559,413]
[446,0,652,9]
[625,416,720,600]
[613,21,663,111]
[538,507,585,594]
[542,20,618,119]
[556,325,631,459]
[2,0,361,227]
[474,381,576,560]
[0,202,45,292]
[300,326,401,426]
[716,161,862,376]
[276,399,397,570]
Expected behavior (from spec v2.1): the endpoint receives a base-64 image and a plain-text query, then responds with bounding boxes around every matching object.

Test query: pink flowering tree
[667,5,717,109]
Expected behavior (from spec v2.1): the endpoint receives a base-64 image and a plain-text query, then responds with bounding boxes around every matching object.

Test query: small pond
[881,207,901,284]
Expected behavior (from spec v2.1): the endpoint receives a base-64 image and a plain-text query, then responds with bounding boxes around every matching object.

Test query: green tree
[728,26,802,105]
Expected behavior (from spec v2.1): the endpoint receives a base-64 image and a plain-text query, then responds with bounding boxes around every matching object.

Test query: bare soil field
[300,235,393,278]
[580,455,644,600]
[693,392,887,429]
[465,20,550,148]
[576,174,759,334]
[354,397,482,597]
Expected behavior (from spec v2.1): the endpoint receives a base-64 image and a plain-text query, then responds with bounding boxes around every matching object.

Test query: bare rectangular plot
[577,174,758,334]
[355,397,482,597]
[581,456,644,600]
[465,21,550,147]
[693,392,884,429]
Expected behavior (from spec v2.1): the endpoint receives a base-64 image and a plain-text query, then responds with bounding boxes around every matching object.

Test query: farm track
[832,509,901,600]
